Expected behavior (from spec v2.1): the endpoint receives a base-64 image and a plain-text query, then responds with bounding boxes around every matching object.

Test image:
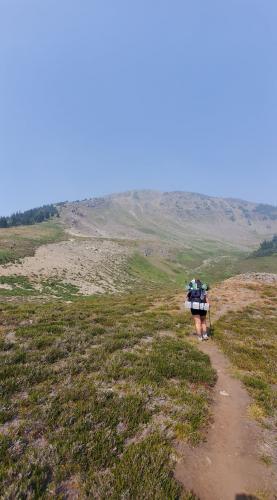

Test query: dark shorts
[191,309,207,317]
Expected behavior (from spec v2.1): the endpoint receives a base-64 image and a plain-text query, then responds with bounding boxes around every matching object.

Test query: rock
[220,390,230,397]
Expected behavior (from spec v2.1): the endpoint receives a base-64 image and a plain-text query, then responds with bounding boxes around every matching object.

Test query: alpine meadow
[0,191,276,498]
[1,1,277,498]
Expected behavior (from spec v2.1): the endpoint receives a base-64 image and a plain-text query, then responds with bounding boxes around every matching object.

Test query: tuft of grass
[260,454,273,466]
[248,403,266,422]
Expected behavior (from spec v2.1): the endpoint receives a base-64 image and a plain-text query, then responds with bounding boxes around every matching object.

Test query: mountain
[0,190,276,296]
[59,190,277,248]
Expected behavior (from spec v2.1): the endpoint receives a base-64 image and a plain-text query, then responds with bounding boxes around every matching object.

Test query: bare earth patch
[0,238,133,294]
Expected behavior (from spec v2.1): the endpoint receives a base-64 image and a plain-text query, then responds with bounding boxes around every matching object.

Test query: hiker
[185,278,210,341]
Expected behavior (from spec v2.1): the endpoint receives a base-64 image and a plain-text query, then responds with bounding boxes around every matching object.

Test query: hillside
[59,190,277,248]
[0,190,276,296]
[0,274,276,497]
[0,192,276,497]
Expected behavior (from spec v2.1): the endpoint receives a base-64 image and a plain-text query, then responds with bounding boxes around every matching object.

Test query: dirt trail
[175,274,277,500]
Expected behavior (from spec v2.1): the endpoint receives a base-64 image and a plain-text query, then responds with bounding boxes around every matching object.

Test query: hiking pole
[208,308,213,337]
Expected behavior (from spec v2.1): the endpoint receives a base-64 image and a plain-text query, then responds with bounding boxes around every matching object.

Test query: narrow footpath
[175,275,277,500]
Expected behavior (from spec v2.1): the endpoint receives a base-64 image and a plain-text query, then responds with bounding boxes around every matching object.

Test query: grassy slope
[0,275,80,299]
[128,254,175,285]
[0,215,276,495]
[128,242,277,293]
[0,237,245,299]
[128,247,277,292]
[0,290,216,498]
[0,220,67,264]
[1,241,274,301]
[0,213,276,296]
[214,286,277,424]
[235,254,277,274]
[170,242,244,285]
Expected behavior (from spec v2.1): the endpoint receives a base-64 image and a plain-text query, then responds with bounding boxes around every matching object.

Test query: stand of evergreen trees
[0,204,59,228]
[253,235,277,257]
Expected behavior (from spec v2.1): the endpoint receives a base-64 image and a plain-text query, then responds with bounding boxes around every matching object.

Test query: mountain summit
[60,190,277,248]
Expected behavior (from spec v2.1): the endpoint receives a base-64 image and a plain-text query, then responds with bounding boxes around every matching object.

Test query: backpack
[186,279,208,303]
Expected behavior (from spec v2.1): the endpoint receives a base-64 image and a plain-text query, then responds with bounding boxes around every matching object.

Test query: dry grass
[0,221,67,264]
[214,286,277,419]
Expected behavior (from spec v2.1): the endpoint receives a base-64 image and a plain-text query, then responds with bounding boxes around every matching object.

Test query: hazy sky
[1,0,276,214]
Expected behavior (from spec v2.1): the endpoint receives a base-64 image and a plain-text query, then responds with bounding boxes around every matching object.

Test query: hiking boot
[203,333,209,340]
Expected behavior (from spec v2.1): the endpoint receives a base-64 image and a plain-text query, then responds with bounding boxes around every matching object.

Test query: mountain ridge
[59,189,277,249]
[69,188,276,207]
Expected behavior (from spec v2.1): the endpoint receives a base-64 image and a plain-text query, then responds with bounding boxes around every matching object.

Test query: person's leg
[201,316,207,334]
[201,315,208,339]
[193,315,202,339]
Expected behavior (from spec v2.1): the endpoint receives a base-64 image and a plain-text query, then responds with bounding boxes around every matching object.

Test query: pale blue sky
[1,0,276,215]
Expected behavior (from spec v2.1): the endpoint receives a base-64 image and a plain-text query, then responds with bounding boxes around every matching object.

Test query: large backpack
[186,279,207,303]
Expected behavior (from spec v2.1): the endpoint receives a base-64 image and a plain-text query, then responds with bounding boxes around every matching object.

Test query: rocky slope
[59,190,277,249]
